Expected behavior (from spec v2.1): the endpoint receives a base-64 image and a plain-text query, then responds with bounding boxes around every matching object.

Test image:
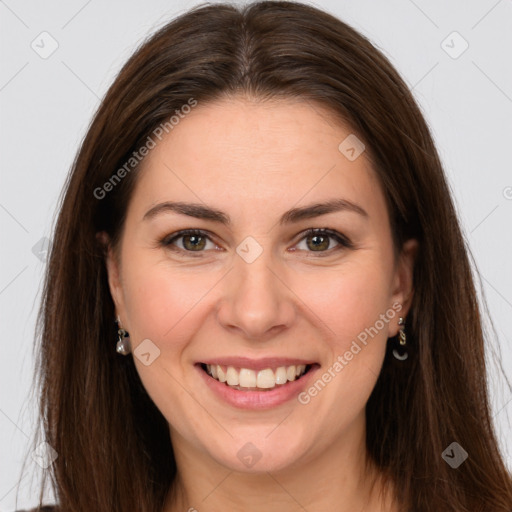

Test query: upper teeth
[205,364,308,389]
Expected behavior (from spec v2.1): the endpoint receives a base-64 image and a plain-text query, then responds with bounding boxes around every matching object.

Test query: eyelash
[160,228,353,257]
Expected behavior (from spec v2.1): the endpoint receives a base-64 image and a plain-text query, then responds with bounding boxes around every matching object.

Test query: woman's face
[106,96,416,474]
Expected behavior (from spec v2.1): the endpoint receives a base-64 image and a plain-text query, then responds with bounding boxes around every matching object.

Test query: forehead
[128,96,387,227]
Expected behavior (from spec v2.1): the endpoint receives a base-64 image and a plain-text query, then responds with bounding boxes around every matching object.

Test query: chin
[203,430,309,474]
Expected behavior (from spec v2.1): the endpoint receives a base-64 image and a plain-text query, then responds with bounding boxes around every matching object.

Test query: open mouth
[199,362,316,391]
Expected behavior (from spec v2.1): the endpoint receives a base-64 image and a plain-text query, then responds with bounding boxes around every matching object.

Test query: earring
[392,317,408,361]
[115,316,131,355]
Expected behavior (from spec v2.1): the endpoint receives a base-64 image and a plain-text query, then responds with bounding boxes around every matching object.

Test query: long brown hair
[17,1,512,511]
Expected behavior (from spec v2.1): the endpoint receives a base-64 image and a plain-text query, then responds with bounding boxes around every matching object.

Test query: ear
[96,231,127,325]
[389,238,418,336]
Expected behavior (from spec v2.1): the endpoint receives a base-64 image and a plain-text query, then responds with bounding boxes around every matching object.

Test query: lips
[195,360,321,409]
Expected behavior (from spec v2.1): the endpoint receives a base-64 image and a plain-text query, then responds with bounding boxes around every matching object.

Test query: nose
[215,249,296,341]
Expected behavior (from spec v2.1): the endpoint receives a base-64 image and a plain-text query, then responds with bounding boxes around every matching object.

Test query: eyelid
[160,227,353,255]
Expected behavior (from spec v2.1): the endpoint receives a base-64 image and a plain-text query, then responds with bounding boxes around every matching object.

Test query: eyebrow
[142,198,368,225]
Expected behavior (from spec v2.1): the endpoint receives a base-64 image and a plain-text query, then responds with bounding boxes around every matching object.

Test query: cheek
[121,253,219,348]
[293,255,393,350]
[119,256,214,422]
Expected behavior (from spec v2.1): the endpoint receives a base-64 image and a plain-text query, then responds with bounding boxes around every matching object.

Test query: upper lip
[199,357,318,371]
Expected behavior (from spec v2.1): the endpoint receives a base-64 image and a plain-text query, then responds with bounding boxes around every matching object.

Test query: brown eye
[295,228,353,254]
[161,229,216,253]
[181,233,207,251]
[305,233,331,251]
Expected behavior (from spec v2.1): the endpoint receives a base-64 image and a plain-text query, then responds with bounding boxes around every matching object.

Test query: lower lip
[195,364,320,410]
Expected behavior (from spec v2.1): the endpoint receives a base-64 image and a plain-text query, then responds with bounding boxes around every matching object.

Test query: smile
[201,363,311,391]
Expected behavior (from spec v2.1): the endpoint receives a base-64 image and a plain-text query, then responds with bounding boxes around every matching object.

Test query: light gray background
[1,0,511,509]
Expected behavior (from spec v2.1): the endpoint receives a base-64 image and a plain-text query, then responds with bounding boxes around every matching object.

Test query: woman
[14,1,512,511]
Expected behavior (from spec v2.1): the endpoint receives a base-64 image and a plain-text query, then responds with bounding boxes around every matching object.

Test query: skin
[104,96,418,512]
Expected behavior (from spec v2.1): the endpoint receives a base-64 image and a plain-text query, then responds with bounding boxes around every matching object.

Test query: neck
[163,413,398,512]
